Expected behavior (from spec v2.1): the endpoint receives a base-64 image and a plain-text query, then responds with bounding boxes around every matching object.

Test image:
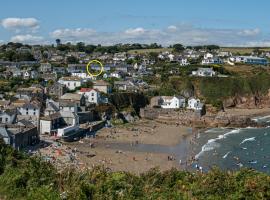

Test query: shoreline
[37,108,270,174]
[63,120,197,174]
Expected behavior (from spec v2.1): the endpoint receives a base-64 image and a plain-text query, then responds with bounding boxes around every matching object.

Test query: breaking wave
[239,137,256,145]
[195,129,241,159]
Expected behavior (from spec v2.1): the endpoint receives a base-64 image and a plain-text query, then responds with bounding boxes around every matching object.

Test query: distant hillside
[128,48,172,54]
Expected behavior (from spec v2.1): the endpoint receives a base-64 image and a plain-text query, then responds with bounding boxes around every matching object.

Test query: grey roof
[17,119,35,127]
[46,101,59,111]
[59,100,77,107]
[21,103,40,110]
[40,112,62,121]
[0,109,17,117]
[60,93,82,101]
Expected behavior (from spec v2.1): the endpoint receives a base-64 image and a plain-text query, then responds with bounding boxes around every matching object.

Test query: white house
[78,88,101,104]
[178,58,189,66]
[204,53,214,59]
[0,110,17,124]
[234,56,268,65]
[17,102,40,127]
[58,77,82,90]
[71,72,94,80]
[187,98,204,110]
[192,68,216,77]
[40,63,52,73]
[168,54,175,62]
[110,71,124,79]
[160,96,185,109]
[202,57,223,65]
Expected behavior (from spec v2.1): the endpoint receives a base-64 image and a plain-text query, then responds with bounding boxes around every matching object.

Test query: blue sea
[193,115,270,174]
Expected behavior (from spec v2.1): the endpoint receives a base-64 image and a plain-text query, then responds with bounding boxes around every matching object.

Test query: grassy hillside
[128,48,172,54]
[1,141,270,200]
[221,47,270,54]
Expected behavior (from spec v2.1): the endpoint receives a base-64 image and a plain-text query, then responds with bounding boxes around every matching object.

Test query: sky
[0,0,270,46]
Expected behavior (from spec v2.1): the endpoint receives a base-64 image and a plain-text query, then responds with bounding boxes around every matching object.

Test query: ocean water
[193,122,270,174]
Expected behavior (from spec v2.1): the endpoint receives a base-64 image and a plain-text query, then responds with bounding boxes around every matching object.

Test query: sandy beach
[37,109,270,174]
[62,120,195,174]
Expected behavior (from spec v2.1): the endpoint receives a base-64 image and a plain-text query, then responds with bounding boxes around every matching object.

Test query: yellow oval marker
[86,60,104,77]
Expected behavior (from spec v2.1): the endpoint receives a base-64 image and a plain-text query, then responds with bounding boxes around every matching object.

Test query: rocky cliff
[223,92,270,109]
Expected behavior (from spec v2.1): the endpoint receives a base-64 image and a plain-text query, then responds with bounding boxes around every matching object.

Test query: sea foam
[195,129,241,159]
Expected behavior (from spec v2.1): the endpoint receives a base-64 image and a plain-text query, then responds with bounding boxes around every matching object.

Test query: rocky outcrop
[207,112,257,127]
[223,90,270,109]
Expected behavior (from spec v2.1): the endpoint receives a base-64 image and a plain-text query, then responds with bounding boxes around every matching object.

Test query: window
[34,108,36,111]
[5,118,8,122]
[91,93,94,96]
[26,112,28,115]
[91,98,94,101]
[74,83,76,87]
[33,112,36,115]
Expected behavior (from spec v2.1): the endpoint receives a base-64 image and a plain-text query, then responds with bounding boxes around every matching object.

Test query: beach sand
[94,120,192,146]
[64,120,195,174]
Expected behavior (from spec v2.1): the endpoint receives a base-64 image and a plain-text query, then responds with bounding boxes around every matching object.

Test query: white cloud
[10,34,44,44]
[237,28,260,36]
[50,28,96,39]
[125,27,146,35]
[47,25,269,47]
[1,18,39,31]
[167,25,177,32]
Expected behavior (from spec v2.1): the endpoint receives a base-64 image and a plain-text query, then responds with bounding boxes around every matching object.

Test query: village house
[39,112,62,135]
[44,99,60,116]
[40,63,52,73]
[178,58,190,66]
[0,100,10,109]
[40,73,57,82]
[187,98,204,111]
[114,81,138,92]
[233,56,268,65]
[60,93,86,107]
[0,125,39,150]
[53,66,66,75]
[202,57,223,65]
[78,88,101,104]
[150,96,186,109]
[40,101,80,136]
[47,82,67,98]
[0,109,17,124]
[113,52,127,62]
[16,87,44,100]
[192,68,216,77]
[110,71,125,79]
[93,80,112,94]
[58,77,82,90]
[17,102,41,127]
[23,70,39,79]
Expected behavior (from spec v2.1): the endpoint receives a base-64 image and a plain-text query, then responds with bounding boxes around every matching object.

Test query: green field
[128,48,172,54]
[221,47,270,54]
[128,47,270,55]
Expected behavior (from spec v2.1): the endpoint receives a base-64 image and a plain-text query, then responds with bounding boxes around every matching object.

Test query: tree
[66,56,78,64]
[55,39,61,46]
[172,44,185,52]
